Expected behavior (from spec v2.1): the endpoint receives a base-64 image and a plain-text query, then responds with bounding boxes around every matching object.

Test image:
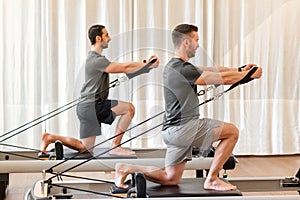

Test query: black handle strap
[226,66,258,93]
[126,58,157,79]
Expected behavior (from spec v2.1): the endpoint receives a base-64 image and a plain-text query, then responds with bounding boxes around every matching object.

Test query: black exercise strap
[197,64,250,96]
[126,58,157,79]
[225,67,258,92]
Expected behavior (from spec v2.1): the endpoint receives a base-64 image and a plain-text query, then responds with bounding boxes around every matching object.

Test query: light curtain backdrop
[0,0,299,155]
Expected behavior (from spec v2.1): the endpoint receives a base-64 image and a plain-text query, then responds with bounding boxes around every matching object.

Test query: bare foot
[40,133,53,153]
[204,177,237,191]
[114,163,131,188]
[109,146,135,156]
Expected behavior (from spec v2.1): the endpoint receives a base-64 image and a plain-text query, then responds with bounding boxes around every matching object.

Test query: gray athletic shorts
[76,99,118,139]
[162,118,222,167]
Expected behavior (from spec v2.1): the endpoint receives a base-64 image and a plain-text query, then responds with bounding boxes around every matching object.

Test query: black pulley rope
[50,183,124,199]
[45,110,164,172]
[0,78,123,144]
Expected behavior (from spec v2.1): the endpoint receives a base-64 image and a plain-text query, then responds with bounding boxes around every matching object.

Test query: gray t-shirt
[80,51,111,102]
[162,58,202,130]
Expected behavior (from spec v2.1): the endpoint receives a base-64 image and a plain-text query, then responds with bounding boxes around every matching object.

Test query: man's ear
[96,35,102,42]
[183,38,190,47]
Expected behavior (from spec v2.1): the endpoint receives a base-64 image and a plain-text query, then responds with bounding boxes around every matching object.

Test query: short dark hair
[88,25,105,45]
[172,24,198,47]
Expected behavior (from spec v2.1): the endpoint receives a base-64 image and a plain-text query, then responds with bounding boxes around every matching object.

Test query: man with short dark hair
[40,24,159,156]
[114,23,262,190]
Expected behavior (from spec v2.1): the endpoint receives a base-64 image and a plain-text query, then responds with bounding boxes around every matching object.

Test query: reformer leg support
[54,140,63,160]
[193,146,237,178]
[110,172,148,198]
[0,173,9,199]
[37,140,63,160]
[110,174,135,194]
[127,172,147,198]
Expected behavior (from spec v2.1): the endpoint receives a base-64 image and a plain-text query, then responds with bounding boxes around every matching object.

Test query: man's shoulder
[165,58,196,73]
[85,51,111,68]
[87,51,108,60]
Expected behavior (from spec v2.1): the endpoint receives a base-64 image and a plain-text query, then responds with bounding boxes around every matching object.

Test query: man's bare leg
[110,101,135,156]
[204,122,239,191]
[115,160,186,188]
[40,133,87,153]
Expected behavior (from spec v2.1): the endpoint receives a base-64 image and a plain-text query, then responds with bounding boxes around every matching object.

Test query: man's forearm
[198,66,238,72]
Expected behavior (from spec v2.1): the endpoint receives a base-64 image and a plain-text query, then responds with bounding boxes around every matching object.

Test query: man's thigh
[211,122,237,141]
[111,100,131,116]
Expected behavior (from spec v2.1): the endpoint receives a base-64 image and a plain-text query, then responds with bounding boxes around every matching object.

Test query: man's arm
[198,64,256,72]
[195,67,263,85]
[105,56,159,74]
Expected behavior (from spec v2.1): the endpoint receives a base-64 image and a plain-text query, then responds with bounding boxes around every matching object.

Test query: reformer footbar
[36,66,259,199]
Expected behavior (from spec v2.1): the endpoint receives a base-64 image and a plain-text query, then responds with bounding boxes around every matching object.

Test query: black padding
[125,173,147,198]
[296,168,300,179]
[193,145,237,171]
[133,172,147,198]
[38,148,55,159]
[55,140,64,160]
[223,156,237,170]
[146,178,242,197]
[110,179,132,194]
[38,152,50,159]
[63,148,137,160]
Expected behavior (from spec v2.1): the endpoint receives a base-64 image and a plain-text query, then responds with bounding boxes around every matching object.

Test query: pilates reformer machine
[0,63,299,199]
[23,136,299,199]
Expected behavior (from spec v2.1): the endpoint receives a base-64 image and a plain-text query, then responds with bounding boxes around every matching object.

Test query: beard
[187,49,196,58]
[101,41,109,49]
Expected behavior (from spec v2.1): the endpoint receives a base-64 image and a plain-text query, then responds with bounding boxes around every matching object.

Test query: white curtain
[0,0,299,155]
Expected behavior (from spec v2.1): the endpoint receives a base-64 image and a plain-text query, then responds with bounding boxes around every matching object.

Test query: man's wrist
[238,65,247,72]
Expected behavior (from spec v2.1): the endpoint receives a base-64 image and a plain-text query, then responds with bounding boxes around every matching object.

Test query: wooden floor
[4,154,300,199]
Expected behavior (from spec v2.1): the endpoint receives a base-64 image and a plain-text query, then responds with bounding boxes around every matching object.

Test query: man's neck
[174,46,190,62]
[91,45,103,54]
[174,50,189,62]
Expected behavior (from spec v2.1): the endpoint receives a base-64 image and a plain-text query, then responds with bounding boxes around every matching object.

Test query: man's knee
[167,177,181,186]
[228,123,239,141]
[128,103,135,118]
[161,176,181,186]
[163,164,185,186]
